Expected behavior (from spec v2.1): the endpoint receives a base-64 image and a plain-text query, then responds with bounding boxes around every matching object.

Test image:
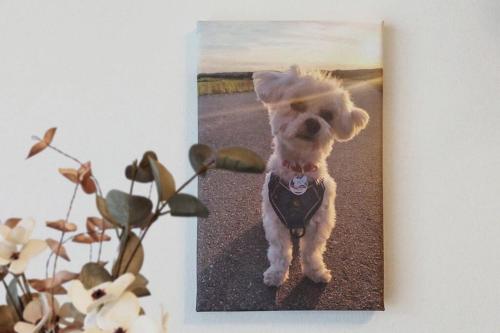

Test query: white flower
[84,291,140,333]
[129,311,169,333]
[0,218,47,274]
[83,295,168,333]
[67,273,135,315]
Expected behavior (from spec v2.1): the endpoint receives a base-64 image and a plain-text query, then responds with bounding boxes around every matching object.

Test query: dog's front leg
[263,216,292,287]
[300,217,334,283]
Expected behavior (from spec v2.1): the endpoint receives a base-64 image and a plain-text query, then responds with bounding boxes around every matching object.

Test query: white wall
[1,0,499,332]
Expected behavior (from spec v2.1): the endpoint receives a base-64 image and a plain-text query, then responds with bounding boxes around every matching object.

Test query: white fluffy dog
[253,66,369,287]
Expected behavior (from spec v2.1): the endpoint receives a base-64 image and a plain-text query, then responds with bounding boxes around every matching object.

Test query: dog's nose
[305,118,320,135]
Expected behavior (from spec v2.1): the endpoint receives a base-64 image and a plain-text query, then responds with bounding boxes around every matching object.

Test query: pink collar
[282,160,318,173]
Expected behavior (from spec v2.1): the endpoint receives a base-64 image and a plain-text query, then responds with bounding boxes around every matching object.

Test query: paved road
[197,79,383,311]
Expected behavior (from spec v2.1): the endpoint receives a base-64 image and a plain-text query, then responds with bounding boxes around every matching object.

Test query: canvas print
[197,21,383,311]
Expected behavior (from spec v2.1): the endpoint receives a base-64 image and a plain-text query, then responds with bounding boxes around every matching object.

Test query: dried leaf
[58,302,85,326]
[26,127,56,159]
[189,144,214,174]
[125,151,158,183]
[149,158,176,202]
[58,168,79,183]
[0,305,18,333]
[78,162,97,194]
[79,262,112,289]
[105,190,153,228]
[168,193,209,218]
[46,220,77,232]
[4,218,21,229]
[0,267,7,281]
[28,270,78,294]
[89,232,111,242]
[72,233,95,244]
[216,147,265,173]
[43,127,57,143]
[112,232,144,276]
[46,238,71,261]
[86,217,113,234]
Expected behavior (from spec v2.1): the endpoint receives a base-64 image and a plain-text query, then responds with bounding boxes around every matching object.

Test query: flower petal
[106,273,135,299]
[0,241,16,264]
[129,315,161,333]
[96,292,140,331]
[67,280,93,314]
[0,224,11,241]
[9,258,29,274]
[8,218,35,244]
[14,321,37,333]
[83,308,98,329]
[20,239,47,260]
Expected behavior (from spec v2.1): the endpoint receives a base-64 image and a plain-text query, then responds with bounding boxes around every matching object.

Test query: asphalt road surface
[197,79,383,311]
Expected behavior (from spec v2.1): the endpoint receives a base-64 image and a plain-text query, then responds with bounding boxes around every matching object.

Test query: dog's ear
[252,71,286,104]
[252,66,300,104]
[332,105,369,142]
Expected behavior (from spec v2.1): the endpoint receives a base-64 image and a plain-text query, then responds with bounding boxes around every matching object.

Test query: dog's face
[253,66,369,156]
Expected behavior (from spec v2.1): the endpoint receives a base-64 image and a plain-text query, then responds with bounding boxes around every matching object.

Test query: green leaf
[96,195,118,227]
[79,262,112,289]
[5,279,21,313]
[112,232,144,276]
[125,151,158,183]
[216,147,265,173]
[105,190,153,228]
[149,158,176,202]
[0,305,18,333]
[189,144,214,174]
[169,193,209,218]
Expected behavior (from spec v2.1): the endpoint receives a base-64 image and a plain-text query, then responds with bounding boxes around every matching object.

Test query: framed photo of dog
[196,21,383,311]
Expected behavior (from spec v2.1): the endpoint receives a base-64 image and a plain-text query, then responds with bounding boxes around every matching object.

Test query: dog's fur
[253,66,369,286]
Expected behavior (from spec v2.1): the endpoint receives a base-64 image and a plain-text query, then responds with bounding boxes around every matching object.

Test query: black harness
[268,173,325,238]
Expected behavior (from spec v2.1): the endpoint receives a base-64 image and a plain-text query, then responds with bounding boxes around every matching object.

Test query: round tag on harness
[289,175,308,195]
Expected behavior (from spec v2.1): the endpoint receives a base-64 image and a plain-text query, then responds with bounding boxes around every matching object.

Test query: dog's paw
[263,267,288,287]
[305,268,332,284]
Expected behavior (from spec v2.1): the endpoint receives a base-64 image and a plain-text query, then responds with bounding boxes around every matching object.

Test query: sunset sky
[198,21,382,74]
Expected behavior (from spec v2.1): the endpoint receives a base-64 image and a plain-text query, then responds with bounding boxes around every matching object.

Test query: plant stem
[50,182,79,323]
[20,274,32,299]
[121,160,214,273]
[97,226,106,262]
[31,136,84,166]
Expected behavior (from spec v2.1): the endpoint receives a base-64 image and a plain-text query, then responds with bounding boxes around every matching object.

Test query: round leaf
[112,232,144,276]
[169,193,209,218]
[79,262,112,289]
[105,190,153,228]
[216,147,265,173]
[189,144,214,174]
[96,196,118,227]
[148,158,175,202]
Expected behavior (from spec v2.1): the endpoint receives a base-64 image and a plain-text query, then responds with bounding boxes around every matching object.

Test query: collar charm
[289,175,308,195]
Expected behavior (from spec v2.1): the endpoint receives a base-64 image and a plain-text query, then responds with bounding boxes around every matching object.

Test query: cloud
[198,21,382,73]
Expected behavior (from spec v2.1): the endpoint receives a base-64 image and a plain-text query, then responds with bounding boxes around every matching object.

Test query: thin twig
[50,182,79,323]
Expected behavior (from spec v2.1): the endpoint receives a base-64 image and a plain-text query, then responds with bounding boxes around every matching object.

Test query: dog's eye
[319,110,333,122]
[290,101,307,112]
